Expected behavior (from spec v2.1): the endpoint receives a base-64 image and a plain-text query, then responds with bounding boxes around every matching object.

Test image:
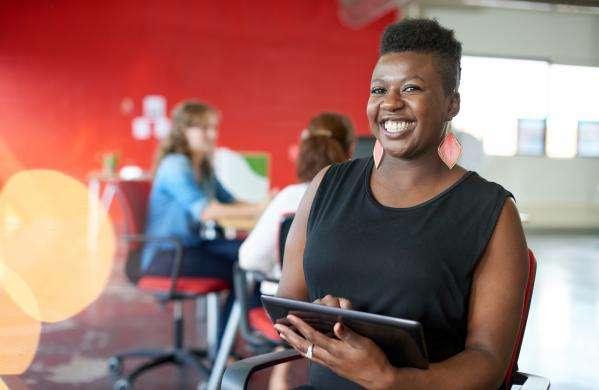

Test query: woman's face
[367,51,459,160]
[185,113,219,154]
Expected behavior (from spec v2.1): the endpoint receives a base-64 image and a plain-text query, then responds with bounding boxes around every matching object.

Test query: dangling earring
[437,121,462,169]
[373,139,384,168]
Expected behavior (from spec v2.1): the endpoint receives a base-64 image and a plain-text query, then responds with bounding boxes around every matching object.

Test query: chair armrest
[221,352,550,390]
[221,349,303,390]
[121,234,184,299]
[233,265,280,347]
[122,234,182,247]
[511,372,550,390]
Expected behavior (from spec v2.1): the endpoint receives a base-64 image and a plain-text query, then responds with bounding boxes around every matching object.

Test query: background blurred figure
[238,112,354,390]
[141,100,263,342]
[306,112,356,157]
[239,112,355,295]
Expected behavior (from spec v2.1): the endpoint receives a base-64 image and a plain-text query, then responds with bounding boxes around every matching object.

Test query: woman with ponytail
[238,112,355,294]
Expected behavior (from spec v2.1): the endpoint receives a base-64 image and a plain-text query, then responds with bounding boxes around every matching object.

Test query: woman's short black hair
[380,18,462,95]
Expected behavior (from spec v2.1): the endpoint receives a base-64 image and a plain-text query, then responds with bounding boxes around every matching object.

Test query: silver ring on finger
[306,343,314,360]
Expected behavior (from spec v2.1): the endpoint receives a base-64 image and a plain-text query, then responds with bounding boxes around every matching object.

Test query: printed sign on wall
[131,95,171,140]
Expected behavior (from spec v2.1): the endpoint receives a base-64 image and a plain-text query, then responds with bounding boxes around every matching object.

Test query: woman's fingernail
[274,324,283,331]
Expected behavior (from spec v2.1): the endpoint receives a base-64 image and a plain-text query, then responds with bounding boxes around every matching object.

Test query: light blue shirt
[141,154,235,271]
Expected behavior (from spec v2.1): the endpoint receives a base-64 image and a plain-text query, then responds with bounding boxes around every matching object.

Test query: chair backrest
[114,179,152,236]
[236,213,295,346]
[113,179,152,283]
[504,249,537,388]
[277,213,294,267]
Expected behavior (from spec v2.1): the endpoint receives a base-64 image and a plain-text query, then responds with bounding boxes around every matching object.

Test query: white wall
[422,4,599,66]
[420,4,599,228]
[483,157,599,228]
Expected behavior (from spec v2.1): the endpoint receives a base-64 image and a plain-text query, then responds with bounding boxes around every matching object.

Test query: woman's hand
[273,295,397,390]
[313,294,353,310]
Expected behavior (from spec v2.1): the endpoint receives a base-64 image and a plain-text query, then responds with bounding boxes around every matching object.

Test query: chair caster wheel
[108,357,123,376]
[114,378,132,390]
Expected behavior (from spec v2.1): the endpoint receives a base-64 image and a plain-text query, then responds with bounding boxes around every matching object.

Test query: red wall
[0,1,395,187]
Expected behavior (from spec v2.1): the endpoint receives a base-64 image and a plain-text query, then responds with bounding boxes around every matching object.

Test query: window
[454,56,549,156]
[455,57,599,159]
[547,65,599,158]
[578,121,599,157]
[518,118,546,156]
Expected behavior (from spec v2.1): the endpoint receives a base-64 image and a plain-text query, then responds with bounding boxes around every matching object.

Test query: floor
[1,233,598,389]
[518,234,599,390]
[1,244,212,390]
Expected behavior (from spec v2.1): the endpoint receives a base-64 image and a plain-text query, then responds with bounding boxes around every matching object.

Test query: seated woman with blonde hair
[142,100,264,343]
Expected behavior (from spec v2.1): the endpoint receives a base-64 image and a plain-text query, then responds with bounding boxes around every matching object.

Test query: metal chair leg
[206,302,241,390]
[206,292,220,359]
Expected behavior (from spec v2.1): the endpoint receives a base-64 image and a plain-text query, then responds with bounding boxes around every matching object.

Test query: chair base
[109,347,212,390]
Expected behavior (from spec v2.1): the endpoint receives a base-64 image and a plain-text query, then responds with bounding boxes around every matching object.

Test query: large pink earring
[437,123,462,169]
[373,140,384,168]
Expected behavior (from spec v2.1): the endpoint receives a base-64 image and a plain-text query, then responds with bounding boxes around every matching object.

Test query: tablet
[261,295,429,369]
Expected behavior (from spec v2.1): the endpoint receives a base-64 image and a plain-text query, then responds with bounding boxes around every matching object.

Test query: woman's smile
[380,118,417,139]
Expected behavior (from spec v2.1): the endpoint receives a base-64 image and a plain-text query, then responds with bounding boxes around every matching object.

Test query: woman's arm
[276,167,330,301]
[381,198,529,389]
[201,177,266,220]
[200,200,263,220]
[157,155,265,222]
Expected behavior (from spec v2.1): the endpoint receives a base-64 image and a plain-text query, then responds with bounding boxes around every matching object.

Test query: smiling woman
[275,19,529,390]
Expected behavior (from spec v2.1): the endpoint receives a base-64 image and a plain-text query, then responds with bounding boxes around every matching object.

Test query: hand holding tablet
[262,295,429,369]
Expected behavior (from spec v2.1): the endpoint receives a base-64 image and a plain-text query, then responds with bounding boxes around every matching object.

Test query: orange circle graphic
[0,170,116,322]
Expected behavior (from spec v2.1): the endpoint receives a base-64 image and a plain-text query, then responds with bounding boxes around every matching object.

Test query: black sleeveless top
[304,157,513,389]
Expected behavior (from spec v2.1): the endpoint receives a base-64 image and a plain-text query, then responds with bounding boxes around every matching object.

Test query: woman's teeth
[384,120,412,133]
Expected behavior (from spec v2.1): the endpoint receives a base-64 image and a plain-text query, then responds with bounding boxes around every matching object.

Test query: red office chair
[504,249,550,389]
[238,213,295,349]
[221,249,550,390]
[206,214,295,388]
[106,180,230,390]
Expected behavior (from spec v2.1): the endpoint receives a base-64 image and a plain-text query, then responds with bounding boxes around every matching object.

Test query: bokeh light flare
[0,170,116,322]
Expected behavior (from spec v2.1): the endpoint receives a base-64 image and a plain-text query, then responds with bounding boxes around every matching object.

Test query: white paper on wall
[143,95,167,119]
[154,117,171,139]
[132,116,152,140]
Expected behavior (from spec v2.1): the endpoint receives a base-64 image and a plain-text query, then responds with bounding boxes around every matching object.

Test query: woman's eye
[370,87,386,95]
[404,85,421,92]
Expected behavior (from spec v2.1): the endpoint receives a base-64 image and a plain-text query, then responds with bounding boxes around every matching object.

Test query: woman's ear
[447,92,460,121]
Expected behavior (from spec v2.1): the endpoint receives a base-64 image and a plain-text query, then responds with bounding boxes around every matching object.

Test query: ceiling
[419,0,599,13]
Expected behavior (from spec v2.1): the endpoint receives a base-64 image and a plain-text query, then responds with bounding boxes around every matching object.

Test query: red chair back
[112,180,152,283]
[114,180,152,236]
[503,249,537,387]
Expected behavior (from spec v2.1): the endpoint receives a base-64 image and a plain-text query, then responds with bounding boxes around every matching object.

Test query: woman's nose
[380,91,404,111]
